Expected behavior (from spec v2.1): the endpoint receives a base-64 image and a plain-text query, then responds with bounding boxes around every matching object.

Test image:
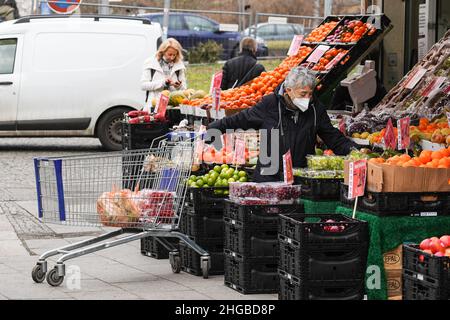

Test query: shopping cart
[31,137,211,287]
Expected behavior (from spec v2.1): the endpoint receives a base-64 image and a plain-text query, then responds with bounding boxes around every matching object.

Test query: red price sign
[213,88,221,111]
[287,35,304,56]
[383,119,397,150]
[283,150,294,185]
[325,52,347,71]
[155,94,169,119]
[234,138,246,165]
[307,45,331,64]
[422,77,446,98]
[210,71,223,95]
[403,67,427,90]
[348,160,367,199]
[397,117,411,150]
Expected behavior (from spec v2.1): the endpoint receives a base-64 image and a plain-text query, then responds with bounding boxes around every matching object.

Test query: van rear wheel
[97,107,131,151]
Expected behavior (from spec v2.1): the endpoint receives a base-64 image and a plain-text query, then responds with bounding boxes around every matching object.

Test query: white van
[0,15,162,150]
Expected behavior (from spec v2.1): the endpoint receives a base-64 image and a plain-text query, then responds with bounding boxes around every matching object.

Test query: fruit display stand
[334,205,450,300]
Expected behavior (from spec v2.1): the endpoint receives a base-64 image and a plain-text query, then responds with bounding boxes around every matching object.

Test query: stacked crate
[179,187,228,276]
[278,213,369,300]
[223,200,304,294]
[402,244,450,300]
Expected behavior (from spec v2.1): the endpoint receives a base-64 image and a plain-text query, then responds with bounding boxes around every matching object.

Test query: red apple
[423,249,433,255]
[430,238,446,254]
[445,248,450,257]
[420,239,431,251]
[439,235,450,248]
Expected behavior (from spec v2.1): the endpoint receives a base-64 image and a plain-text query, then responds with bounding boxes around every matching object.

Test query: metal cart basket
[31,137,211,286]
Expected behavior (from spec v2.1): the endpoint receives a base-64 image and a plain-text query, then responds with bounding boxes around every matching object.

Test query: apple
[429,238,446,254]
[439,235,450,248]
[420,238,431,251]
[445,248,450,257]
[423,249,433,255]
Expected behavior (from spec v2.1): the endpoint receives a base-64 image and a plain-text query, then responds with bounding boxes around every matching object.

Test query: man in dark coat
[220,37,265,90]
[208,67,357,182]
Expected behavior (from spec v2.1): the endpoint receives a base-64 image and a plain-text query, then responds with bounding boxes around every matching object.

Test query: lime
[228,178,236,183]
[196,180,205,188]
[238,170,247,178]
[214,165,222,173]
[239,176,248,183]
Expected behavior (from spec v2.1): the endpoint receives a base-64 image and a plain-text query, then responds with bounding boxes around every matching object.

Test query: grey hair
[240,37,257,53]
[284,67,317,90]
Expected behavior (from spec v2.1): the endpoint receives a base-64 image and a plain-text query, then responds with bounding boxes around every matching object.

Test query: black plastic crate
[180,207,224,239]
[279,240,368,280]
[278,270,365,300]
[140,237,179,259]
[359,191,450,217]
[340,183,356,207]
[224,200,304,226]
[403,244,450,282]
[340,184,450,217]
[295,177,343,201]
[179,241,224,276]
[185,187,227,213]
[403,269,450,300]
[185,236,224,252]
[121,121,170,151]
[279,213,369,247]
[224,250,279,294]
[224,219,278,258]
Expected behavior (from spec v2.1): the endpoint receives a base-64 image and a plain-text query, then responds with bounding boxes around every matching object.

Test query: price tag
[234,138,246,165]
[397,117,411,150]
[383,119,397,150]
[422,77,446,97]
[210,71,223,95]
[287,35,304,56]
[348,160,367,199]
[283,150,294,185]
[155,94,169,118]
[403,67,427,90]
[325,52,347,71]
[213,88,221,112]
[193,125,207,165]
[307,45,331,64]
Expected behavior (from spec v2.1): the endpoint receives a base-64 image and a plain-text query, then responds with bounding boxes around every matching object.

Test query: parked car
[0,15,162,150]
[243,22,305,41]
[140,13,268,59]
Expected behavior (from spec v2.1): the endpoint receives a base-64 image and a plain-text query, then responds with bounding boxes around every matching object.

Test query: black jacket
[208,87,357,182]
[221,50,265,90]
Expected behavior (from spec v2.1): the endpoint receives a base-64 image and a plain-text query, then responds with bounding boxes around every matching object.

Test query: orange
[438,158,450,168]
[402,161,416,168]
[441,148,450,157]
[431,151,444,160]
[426,162,437,168]
[419,150,432,164]
[400,154,411,162]
[438,165,448,169]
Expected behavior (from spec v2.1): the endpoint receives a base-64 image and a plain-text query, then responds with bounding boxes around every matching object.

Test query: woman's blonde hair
[156,38,184,63]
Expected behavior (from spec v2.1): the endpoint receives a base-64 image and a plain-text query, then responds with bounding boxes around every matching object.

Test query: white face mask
[292,98,310,112]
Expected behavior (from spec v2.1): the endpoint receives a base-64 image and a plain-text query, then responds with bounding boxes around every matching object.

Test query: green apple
[214,165,222,173]
[221,180,229,188]
[238,171,247,178]
[228,178,236,183]
[221,164,229,170]
[207,178,215,187]
[196,180,205,188]
[239,176,248,183]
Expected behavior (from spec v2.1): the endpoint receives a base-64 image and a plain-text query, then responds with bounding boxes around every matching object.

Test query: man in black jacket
[221,37,265,90]
[208,67,357,182]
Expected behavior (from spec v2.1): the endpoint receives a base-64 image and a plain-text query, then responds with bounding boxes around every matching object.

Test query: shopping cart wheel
[169,252,181,274]
[46,268,64,287]
[201,256,210,279]
[31,264,46,283]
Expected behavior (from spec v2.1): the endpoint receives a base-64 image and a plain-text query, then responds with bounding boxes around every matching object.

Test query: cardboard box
[383,245,402,270]
[386,269,402,298]
[344,161,450,193]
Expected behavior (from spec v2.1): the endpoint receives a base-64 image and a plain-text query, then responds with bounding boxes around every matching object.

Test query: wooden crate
[386,269,402,298]
[383,245,402,270]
